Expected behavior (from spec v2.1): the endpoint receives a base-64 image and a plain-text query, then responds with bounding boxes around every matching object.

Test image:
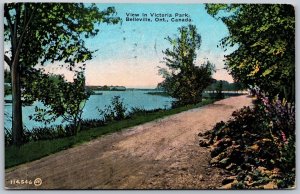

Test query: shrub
[5,128,12,146]
[111,96,127,120]
[98,105,115,122]
[98,96,127,122]
[128,107,147,117]
[128,107,164,117]
[199,95,295,189]
[81,119,105,129]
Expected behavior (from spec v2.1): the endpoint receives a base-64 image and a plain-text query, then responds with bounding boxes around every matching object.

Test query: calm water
[4,90,174,130]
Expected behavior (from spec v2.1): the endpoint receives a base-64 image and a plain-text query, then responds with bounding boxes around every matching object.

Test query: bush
[81,119,105,129]
[98,96,127,122]
[5,128,12,146]
[199,95,295,189]
[5,118,107,146]
[128,107,147,116]
[111,96,127,120]
[5,125,71,146]
[128,107,164,117]
[98,105,115,122]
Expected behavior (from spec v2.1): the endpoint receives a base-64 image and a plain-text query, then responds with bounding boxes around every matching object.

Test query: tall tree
[205,4,295,101]
[4,3,120,145]
[159,25,215,106]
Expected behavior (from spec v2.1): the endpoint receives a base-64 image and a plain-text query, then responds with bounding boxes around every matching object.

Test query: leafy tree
[205,4,295,101]
[204,5,295,188]
[205,80,245,91]
[4,3,120,145]
[28,70,90,136]
[159,25,215,106]
[215,81,225,99]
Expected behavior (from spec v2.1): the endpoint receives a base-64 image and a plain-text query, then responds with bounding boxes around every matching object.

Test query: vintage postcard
[3,1,295,189]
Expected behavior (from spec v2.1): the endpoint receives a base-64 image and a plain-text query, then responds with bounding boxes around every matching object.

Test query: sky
[7,3,235,88]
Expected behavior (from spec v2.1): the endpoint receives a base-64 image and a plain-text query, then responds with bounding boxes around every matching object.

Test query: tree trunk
[11,61,23,146]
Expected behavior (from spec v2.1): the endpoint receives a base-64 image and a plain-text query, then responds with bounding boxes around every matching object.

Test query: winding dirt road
[5,95,253,189]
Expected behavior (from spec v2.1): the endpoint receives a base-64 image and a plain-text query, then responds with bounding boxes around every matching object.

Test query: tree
[215,81,225,99]
[159,25,215,106]
[205,4,295,101]
[27,70,90,136]
[205,80,245,91]
[4,3,120,145]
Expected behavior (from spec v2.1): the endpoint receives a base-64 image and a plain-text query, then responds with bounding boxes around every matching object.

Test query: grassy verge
[5,99,214,169]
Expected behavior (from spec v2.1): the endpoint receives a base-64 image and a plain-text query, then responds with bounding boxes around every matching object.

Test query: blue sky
[42,4,234,88]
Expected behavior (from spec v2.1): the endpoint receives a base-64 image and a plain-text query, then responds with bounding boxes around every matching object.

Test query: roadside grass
[5,99,214,169]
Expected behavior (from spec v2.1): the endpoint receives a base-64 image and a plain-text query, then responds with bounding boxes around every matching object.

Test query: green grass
[5,99,215,169]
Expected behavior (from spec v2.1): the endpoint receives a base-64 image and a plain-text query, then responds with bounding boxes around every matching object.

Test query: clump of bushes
[5,125,72,146]
[199,95,295,189]
[128,107,163,117]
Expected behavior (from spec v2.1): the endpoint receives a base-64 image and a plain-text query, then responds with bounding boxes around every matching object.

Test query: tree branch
[4,54,12,67]
[4,4,14,38]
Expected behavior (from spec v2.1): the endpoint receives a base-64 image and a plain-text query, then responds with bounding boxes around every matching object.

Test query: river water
[4,90,174,130]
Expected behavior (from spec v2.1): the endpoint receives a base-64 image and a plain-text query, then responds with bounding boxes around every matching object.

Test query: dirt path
[5,95,253,189]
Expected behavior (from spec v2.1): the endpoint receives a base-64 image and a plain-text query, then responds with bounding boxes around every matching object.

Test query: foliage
[4,2,120,145]
[111,96,127,120]
[4,69,12,97]
[4,69,11,83]
[4,3,120,69]
[130,107,148,114]
[202,4,295,189]
[4,84,12,96]
[98,104,115,123]
[128,107,165,118]
[5,126,73,146]
[205,80,245,91]
[5,128,13,146]
[215,81,225,99]
[158,25,215,106]
[80,119,105,129]
[26,70,90,136]
[204,80,245,99]
[99,85,111,90]
[98,96,127,122]
[205,4,295,102]
[199,96,295,189]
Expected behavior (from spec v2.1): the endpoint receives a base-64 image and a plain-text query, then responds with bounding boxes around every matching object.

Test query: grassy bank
[5,99,215,169]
